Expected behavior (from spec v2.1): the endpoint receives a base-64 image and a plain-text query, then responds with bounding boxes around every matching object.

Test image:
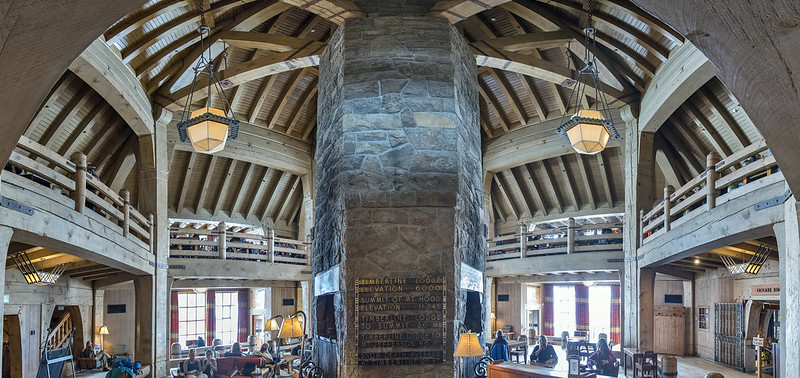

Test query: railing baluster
[519,224,526,259]
[70,152,87,213]
[567,217,576,254]
[639,209,645,245]
[707,152,721,211]
[148,213,154,254]
[218,222,227,260]
[269,229,275,263]
[663,185,675,232]
[121,189,130,237]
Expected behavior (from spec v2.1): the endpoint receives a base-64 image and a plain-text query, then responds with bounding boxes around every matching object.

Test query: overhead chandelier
[9,251,67,285]
[720,245,773,276]
[176,7,239,154]
[556,4,619,155]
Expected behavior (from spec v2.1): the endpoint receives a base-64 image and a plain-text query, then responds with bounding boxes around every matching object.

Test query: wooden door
[654,306,685,355]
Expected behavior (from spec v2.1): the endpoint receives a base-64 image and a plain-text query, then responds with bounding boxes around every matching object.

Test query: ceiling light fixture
[557,1,619,155]
[720,245,773,276]
[176,7,239,154]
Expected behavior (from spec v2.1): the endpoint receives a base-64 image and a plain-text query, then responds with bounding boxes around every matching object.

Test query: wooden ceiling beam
[681,103,732,157]
[301,108,318,141]
[221,32,312,51]
[230,163,256,216]
[38,86,93,148]
[106,141,137,193]
[195,155,218,213]
[697,86,750,149]
[177,152,198,211]
[24,75,77,137]
[261,171,287,223]
[522,164,548,216]
[280,0,363,24]
[286,83,318,136]
[660,124,704,176]
[517,73,547,121]
[493,173,519,220]
[248,75,280,124]
[537,160,564,214]
[557,156,580,211]
[276,175,301,221]
[478,78,509,132]
[484,30,573,52]
[58,102,108,158]
[96,132,134,174]
[575,154,596,210]
[488,69,530,126]
[268,68,310,130]
[246,167,271,219]
[508,168,536,218]
[213,159,238,216]
[104,0,186,46]
[668,115,709,162]
[429,0,513,23]
[491,193,507,223]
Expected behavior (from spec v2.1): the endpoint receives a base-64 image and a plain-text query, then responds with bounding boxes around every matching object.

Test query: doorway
[3,315,22,378]
[715,302,744,371]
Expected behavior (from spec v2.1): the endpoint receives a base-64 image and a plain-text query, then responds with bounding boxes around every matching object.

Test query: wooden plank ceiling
[18,0,767,239]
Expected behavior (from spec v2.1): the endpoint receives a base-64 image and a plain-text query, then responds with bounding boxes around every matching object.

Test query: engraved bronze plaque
[355,277,446,365]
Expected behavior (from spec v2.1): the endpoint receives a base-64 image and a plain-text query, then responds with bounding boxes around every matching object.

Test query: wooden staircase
[45,312,75,351]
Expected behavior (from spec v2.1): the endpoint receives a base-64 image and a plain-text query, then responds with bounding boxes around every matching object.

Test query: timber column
[314,14,484,378]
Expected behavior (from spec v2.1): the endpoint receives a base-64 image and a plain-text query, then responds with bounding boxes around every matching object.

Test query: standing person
[202,349,219,378]
[490,330,509,361]
[182,349,207,378]
[587,338,617,376]
[529,335,558,367]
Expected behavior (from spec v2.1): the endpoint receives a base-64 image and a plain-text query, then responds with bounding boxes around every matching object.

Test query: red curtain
[543,284,554,336]
[575,285,590,337]
[206,290,216,343]
[170,291,179,347]
[238,290,249,342]
[610,284,621,345]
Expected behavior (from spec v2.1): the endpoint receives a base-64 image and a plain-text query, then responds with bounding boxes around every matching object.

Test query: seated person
[80,340,111,371]
[223,342,244,357]
[529,335,558,367]
[587,338,617,376]
[253,343,276,366]
[202,350,219,378]
[182,349,207,378]
[490,330,509,361]
[196,336,206,347]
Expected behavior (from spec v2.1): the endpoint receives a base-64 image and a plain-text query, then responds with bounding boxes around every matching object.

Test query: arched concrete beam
[638,41,717,133]
[70,38,155,136]
[0,0,145,169]
[631,0,800,195]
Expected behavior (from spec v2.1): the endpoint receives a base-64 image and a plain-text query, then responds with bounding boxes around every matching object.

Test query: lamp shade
[564,110,611,155]
[278,315,305,338]
[99,325,109,335]
[185,107,230,153]
[454,332,484,357]
[264,315,283,332]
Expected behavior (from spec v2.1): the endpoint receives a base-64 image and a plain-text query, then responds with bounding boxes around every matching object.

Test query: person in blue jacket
[490,330,509,361]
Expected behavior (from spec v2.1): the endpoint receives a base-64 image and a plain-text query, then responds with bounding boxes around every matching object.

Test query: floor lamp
[278,311,307,371]
[99,325,109,351]
[264,315,283,344]
[455,328,484,377]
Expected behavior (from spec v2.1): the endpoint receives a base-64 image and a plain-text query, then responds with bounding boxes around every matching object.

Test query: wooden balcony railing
[169,226,309,266]
[4,136,153,249]
[486,221,623,262]
[640,140,780,244]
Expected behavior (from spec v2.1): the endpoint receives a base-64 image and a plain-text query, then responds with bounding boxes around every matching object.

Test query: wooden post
[70,152,87,213]
[269,228,275,263]
[567,217,576,254]
[519,224,526,259]
[147,213,154,254]
[639,209,645,245]
[120,189,130,237]
[706,152,721,211]
[663,185,675,232]
[218,221,227,260]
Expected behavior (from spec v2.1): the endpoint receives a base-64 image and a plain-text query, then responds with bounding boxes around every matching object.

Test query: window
[588,286,611,341]
[216,292,239,344]
[698,307,709,330]
[553,286,576,336]
[178,292,206,346]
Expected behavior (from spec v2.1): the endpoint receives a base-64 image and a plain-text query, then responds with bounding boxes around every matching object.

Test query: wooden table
[488,338,529,364]
[487,361,596,378]
[278,354,298,375]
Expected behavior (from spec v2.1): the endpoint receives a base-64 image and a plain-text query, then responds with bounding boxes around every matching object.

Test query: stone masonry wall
[314,15,483,378]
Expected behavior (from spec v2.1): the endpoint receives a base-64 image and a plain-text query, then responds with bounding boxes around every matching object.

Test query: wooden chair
[509,335,527,363]
[634,351,657,377]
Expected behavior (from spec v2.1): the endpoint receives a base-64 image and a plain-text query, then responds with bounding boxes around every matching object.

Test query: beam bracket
[754,188,792,211]
[0,195,34,215]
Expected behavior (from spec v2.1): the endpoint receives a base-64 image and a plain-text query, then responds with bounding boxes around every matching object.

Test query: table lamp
[99,325,109,351]
[278,311,307,369]
[455,329,484,377]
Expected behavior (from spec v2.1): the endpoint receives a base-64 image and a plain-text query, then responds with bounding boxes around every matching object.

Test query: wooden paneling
[271,286,297,318]
[103,285,136,352]
[654,306,685,356]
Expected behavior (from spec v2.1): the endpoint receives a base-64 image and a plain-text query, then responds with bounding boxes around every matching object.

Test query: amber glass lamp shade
[184,107,231,153]
[278,312,306,338]
[564,109,611,155]
[454,331,484,357]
